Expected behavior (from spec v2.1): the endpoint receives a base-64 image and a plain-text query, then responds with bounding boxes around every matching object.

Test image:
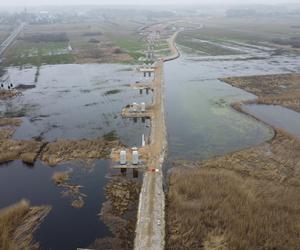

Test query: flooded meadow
[1,37,300,250]
[164,45,300,161]
[0,63,150,249]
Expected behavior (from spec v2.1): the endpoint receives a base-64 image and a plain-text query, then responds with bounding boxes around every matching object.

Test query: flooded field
[165,44,300,250]
[164,50,300,161]
[1,64,152,144]
[0,160,110,249]
[0,63,149,249]
[2,28,300,250]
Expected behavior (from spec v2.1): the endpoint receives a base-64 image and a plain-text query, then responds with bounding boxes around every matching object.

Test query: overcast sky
[0,0,298,6]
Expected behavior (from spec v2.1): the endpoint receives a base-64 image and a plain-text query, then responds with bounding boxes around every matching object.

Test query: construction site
[1,4,300,250]
[110,31,180,250]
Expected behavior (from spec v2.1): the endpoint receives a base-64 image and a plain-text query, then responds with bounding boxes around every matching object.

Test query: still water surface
[164,52,300,161]
[1,47,300,249]
[242,104,300,138]
[0,63,148,249]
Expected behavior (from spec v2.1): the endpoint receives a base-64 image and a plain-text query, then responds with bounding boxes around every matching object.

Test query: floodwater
[0,160,112,250]
[164,49,300,161]
[1,64,152,145]
[242,104,300,138]
[1,41,300,249]
[0,63,149,249]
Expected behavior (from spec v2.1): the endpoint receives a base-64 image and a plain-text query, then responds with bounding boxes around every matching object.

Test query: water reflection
[1,64,151,147]
[242,104,300,138]
[0,63,148,249]
[164,52,300,161]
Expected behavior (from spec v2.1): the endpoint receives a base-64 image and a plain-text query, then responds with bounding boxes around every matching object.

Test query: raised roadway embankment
[0,23,24,57]
[134,31,180,250]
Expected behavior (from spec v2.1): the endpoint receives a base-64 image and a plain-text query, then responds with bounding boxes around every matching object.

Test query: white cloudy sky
[0,0,297,6]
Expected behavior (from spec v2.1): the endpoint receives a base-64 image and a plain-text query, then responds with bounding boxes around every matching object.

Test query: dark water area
[0,63,148,249]
[0,159,142,250]
[242,104,300,138]
[1,64,152,146]
[164,52,300,162]
[0,160,111,249]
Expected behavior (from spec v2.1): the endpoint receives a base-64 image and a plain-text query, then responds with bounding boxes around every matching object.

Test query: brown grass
[0,90,21,100]
[0,118,22,127]
[167,131,300,250]
[41,138,120,166]
[0,200,30,250]
[52,171,86,209]
[52,171,70,185]
[0,139,44,164]
[0,200,51,250]
[0,128,15,140]
[220,74,300,112]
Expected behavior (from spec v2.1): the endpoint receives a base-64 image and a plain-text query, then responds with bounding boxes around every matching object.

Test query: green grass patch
[104,89,122,96]
[108,33,145,60]
[177,32,241,56]
[4,41,74,67]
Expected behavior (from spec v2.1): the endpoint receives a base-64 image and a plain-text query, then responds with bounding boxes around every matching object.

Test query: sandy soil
[220,73,300,112]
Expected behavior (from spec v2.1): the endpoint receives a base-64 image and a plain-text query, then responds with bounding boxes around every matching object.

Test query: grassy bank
[0,200,51,250]
[167,131,300,250]
[220,74,300,113]
[167,71,300,249]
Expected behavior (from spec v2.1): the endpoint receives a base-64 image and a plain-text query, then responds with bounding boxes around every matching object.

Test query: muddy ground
[220,73,300,112]
[0,200,51,250]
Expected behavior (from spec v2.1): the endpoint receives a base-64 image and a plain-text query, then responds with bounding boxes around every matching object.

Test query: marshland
[1,3,300,250]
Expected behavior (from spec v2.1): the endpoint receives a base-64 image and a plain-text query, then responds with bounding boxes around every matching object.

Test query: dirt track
[134,31,180,250]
